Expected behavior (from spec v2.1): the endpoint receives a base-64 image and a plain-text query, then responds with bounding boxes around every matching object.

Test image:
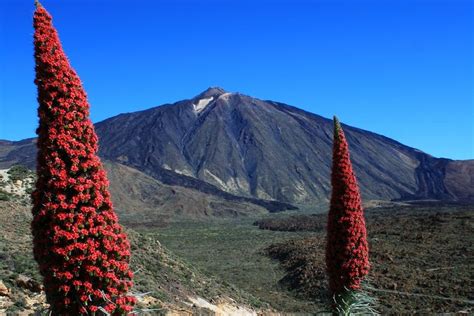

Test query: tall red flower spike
[325,116,369,295]
[32,2,135,314]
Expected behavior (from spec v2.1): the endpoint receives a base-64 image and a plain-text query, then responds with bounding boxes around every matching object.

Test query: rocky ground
[257,204,474,314]
[0,165,35,203]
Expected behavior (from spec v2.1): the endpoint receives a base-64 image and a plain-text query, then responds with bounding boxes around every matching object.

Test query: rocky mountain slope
[1,87,473,205]
[103,161,269,225]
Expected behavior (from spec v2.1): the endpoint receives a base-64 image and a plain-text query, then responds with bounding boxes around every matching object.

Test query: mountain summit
[1,88,473,204]
[195,86,227,99]
[191,87,229,114]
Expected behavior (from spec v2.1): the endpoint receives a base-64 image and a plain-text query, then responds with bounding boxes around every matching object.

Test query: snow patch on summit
[193,96,214,113]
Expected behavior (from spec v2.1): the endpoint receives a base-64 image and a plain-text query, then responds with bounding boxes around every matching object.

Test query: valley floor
[1,201,472,314]
[150,218,319,312]
[148,204,474,314]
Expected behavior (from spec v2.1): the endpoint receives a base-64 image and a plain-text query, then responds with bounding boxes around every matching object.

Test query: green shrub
[0,190,12,201]
[7,165,32,182]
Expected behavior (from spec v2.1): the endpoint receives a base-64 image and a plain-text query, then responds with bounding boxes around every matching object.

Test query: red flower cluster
[325,116,370,295]
[32,2,135,314]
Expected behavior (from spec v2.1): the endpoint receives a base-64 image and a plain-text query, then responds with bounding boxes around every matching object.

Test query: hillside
[0,200,261,315]
[0,161,292,223]
[0,165,35,202]
[1,88,472,206]
[103,161,269,225]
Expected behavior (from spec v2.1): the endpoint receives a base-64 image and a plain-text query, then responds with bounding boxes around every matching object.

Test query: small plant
[332,286,378,315]
[0,190,12,201]
[7,165,32,182]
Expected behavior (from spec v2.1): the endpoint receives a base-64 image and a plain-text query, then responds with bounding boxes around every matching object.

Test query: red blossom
[31,2,135,314]
[325,116,370,295]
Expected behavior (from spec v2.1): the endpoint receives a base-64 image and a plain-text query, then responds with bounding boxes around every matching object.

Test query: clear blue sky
[0,0,472,159]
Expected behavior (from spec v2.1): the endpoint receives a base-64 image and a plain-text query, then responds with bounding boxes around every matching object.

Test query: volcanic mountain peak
[192,87,240,113]
[196,86,227,99]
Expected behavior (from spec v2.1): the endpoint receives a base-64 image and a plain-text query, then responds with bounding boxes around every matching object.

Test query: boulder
[16,275,43,293]
[0,281,10,297]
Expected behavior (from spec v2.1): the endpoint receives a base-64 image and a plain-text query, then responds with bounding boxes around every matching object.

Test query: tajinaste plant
[32,1,135,314]
[326,116,370,296]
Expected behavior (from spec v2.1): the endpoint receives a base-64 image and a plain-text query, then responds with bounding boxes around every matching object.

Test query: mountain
[1,87,473,205]
[0,139,37,169]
